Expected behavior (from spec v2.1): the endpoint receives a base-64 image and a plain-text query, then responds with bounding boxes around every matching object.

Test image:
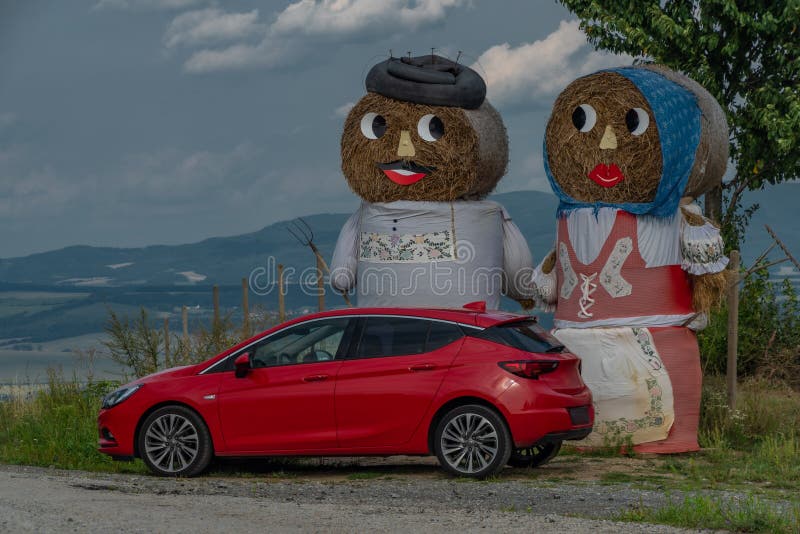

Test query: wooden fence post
[163,317,170,368]
[278,264,286,323]
[182,305,189,341]
[212,284,220,328]
[727,250,740,411]
[242,277,250,337]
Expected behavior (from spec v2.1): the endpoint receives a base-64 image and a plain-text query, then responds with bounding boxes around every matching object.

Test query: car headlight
[101,384,142,409]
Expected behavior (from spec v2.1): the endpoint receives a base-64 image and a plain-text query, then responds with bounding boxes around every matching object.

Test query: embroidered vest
[554,211,693,324]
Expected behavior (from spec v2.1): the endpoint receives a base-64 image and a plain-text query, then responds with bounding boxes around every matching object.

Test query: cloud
[271,0,467,37]
[180,0,468,73]
[93,0,208,11]
[164,8,264,49]
[474,20,631,110]
[332,101,355,119]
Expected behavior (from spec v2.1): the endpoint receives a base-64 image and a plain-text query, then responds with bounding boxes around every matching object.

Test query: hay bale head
[341,55,508,203]
[545,66,729,208]
[545,71,663,204]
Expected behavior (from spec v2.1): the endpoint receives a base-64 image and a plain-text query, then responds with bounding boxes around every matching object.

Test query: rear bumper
[496,381,594,448]
[533,426,592,445]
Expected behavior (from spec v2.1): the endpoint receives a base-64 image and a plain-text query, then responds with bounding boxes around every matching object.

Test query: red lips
[382,169,427,185]
[588,163,625,187]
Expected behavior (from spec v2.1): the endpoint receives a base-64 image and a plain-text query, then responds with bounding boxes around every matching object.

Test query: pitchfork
[287,218,353,307]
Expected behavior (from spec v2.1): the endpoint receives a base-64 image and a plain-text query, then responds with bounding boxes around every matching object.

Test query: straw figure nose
[397,130,416,157]
[599,125,618,150]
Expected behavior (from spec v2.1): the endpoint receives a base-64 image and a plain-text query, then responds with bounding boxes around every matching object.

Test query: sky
[0,0,631,258]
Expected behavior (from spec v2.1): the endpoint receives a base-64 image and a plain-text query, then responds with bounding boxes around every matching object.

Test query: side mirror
[234,353,251,378]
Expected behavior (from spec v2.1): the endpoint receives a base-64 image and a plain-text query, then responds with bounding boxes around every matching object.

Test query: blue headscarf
[544,67,701,219]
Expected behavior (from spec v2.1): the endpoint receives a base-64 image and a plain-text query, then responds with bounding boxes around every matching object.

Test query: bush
[698,266,800,382]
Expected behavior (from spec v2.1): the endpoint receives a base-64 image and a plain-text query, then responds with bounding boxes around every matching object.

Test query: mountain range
[1,186,797,343]
[3,186,797,286]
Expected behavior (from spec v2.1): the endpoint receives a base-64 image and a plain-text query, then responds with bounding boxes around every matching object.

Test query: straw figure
[533,65,731,453]
[331,54,533,308]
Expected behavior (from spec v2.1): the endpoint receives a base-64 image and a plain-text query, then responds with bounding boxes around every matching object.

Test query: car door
[216,317,353,452]
[335,316,464,448]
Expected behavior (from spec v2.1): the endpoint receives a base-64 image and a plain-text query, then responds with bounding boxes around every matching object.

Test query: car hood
[132,364,201,385]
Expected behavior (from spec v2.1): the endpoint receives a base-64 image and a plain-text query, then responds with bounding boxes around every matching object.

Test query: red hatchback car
[98,306,593,478]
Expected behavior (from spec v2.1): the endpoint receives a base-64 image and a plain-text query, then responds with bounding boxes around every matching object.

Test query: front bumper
[97,406,137,458]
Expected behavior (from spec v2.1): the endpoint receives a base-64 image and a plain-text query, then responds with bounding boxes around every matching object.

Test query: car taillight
[499,360,559,379]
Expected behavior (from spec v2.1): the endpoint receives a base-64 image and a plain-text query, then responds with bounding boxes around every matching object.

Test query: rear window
[470,320,565,354]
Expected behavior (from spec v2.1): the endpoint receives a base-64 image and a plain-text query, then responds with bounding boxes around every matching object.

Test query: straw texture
[341,93,507,203]
[545,71,663,205]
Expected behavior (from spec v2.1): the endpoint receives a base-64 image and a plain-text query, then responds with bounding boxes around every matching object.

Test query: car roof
[286,306,531,329]
[199,305,534,371]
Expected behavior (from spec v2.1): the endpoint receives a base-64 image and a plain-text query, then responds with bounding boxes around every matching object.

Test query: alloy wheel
[143,413,200,474]
[439,412,500,475]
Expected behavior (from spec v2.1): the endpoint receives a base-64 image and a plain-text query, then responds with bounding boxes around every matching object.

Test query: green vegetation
[699,268,800,382]
[0,370,145,474]
[618,494,800,534]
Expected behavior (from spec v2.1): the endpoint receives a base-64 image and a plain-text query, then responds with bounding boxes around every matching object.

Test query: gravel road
[0,463,722,533]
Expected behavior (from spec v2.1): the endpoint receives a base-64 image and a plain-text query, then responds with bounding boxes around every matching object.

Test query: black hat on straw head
[365,54,486,109]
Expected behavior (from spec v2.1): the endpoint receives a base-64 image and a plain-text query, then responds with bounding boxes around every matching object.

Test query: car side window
[425,321,464,351]
[354,317,463,359]
[249,318,350,368]
[356,317,428,358]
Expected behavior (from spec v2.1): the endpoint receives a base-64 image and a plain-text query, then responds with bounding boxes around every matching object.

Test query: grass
[617,494,800,533]
[0,371,146,474]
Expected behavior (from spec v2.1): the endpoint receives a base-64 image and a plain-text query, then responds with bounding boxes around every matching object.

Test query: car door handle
[409,364,436,372]
[303,374,329,382]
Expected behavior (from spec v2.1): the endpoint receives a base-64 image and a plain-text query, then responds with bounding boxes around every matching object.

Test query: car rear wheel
[434,404,511,478]
[507,441,561,468]
[138,406,212,477]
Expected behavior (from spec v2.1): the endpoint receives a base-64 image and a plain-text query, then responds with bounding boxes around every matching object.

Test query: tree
[559,0,799,248]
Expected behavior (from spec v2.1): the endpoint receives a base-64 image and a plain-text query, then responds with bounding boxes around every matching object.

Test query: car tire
[507,441,561,468]
[434,404,512,478]
[138,405,213,477]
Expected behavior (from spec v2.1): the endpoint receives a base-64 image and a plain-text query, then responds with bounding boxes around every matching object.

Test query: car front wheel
[434,404,511,478]
[138,405,213,477]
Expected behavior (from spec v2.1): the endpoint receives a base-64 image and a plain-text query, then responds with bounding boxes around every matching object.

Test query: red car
[98,305,593,478]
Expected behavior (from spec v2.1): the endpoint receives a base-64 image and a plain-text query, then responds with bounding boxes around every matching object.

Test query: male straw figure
[331,54,533,308]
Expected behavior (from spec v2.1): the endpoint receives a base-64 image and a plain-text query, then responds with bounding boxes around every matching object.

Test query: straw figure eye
[571,104,597,132]
[626,108,650,136]
[417,114,445,142]
[360,112,387,140]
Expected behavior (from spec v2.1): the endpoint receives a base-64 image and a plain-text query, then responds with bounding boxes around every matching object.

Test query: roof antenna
[455,50,462,65]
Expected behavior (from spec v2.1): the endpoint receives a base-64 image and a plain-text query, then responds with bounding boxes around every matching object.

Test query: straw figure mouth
[378,160,436,185]
[588,163,625,187]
